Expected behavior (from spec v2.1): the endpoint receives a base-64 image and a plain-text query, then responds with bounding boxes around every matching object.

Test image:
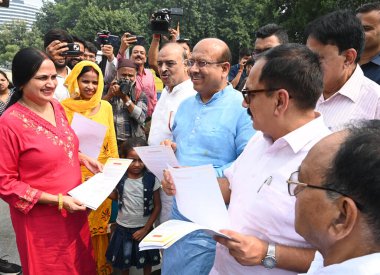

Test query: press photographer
[103,59,148,149]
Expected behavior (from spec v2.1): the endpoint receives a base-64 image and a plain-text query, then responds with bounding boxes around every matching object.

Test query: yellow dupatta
[61,61,104,123]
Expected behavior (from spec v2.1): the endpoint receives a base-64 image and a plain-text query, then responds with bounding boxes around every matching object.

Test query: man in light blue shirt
[162,38,254,275]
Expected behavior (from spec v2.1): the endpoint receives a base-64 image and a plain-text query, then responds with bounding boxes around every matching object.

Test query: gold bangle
[58,193,63,211]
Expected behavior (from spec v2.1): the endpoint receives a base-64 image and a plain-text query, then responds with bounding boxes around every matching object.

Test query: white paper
[139,220,231,251]
[134,145,179,181]
[68,158,132,210]
[169,164,230,230]
[71,113,107,159]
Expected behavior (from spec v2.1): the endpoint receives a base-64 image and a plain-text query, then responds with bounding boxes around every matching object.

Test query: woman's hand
[78,152,103,174]
[62,196,86,213]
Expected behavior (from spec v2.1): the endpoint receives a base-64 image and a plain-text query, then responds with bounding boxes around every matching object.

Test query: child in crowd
[106,137,161,275]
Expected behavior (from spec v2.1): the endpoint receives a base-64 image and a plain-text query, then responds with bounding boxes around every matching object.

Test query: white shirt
[211,115,331,275]
[148,79,196,146]
[53,67,71,102]
[301,251,380,274]
[316,65,380,131]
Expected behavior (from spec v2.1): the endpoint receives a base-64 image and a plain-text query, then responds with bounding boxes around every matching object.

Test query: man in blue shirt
[356,3,380,84]
[161,38,255,275]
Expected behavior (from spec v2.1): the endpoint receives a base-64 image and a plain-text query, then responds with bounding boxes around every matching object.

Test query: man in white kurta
[148,43,196,225]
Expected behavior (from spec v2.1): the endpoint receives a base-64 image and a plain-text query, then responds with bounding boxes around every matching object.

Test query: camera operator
[44,28,73,101]
[103,59,148,148]
[67,35,85,69]
[228,47,251,90]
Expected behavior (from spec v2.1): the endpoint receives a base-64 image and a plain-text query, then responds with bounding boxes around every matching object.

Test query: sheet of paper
[70,113,107,159]
[139,220,231,251]
[68,158,132,210]
[134,145,179,181]
[169,164,230,230]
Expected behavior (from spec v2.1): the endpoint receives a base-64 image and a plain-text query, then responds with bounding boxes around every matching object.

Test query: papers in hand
[139,220,231,251]
[133,145,179,181]
[68,158,132,210]
[70,113,107,159]
[140,164,231,251]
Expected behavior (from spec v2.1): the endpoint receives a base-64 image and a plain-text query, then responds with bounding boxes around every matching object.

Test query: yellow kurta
[81,101,118,275]
[61,61,118,275]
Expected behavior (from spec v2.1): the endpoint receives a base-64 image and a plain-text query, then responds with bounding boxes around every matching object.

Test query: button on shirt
[148,79,196,146]
[316,65,380,131]
[211,115,331,275]
[302,251,380,275]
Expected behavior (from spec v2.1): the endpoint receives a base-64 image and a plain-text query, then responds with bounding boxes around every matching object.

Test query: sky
[24,0,43,9]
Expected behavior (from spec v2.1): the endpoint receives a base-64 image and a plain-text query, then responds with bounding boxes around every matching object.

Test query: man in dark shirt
[356,3,380,84]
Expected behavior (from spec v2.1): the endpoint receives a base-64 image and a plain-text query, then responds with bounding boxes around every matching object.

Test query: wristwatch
[125,100,132,107]
[262,243,277,269]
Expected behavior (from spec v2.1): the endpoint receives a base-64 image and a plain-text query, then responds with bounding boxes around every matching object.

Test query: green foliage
[0,21,43,67]
[5,0,372,64]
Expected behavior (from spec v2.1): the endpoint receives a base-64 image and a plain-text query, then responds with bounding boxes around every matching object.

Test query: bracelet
[58,193,63,211]
[126,100,132,107]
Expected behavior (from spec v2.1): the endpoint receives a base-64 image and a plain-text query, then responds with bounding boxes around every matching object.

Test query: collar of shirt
[195,83,232,105]
[370,53,380,66]
[137,68,147,76]
[166,78,192,95]
[57,66,71,79]
[263,113,328,154]
[303,251,380,274]
[320,64,363,104]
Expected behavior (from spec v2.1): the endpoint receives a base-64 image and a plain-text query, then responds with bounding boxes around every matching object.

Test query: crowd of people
[0,3,380,275]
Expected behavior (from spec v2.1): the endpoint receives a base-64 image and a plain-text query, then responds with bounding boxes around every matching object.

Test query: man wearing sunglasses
[291,120,380,274]
[209,44,331,274]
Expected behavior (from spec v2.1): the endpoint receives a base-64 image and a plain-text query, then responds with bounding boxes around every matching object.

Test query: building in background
[0,0,39,29]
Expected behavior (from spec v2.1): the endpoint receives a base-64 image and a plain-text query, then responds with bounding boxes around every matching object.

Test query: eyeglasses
[157,60,178,68]
[287,171,363,210]
[186,59,224,68]
[241,88,280,104]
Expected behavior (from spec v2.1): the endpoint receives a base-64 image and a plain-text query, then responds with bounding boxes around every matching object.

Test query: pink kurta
[0,100,96,275]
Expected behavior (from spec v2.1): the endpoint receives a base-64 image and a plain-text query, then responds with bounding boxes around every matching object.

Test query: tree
[0,20,43,66]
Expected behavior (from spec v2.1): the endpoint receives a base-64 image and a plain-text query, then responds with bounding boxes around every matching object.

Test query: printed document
[68,158,132,210]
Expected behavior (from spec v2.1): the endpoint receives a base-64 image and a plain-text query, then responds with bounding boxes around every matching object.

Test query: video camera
[150,8,183,34]
[95,30,120,49]
[117,78,135,98]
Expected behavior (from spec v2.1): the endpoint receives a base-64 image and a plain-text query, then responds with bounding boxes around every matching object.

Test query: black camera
[61,43,82,57]
[95,30,120,48]
[117,78,135,98]
[150,8,183,34]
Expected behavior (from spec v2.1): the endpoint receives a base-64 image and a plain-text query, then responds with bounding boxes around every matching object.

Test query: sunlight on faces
[158,44,188,91]
[117,67,137,82]
[78,70,99,100]
[131,45,146,67]
[22,59,57,105]
[189,40,229,95]
[306,36,348,96]
[243,59,277,133]
[0,73,9,93]
[294,132,347,251]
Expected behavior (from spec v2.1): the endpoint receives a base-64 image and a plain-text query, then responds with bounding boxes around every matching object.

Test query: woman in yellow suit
[61,61,118,275]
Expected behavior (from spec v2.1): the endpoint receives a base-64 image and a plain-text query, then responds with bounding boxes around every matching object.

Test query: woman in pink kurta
[0,48,100,275]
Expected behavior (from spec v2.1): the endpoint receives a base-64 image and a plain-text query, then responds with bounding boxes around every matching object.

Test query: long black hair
[5,48,50,110]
